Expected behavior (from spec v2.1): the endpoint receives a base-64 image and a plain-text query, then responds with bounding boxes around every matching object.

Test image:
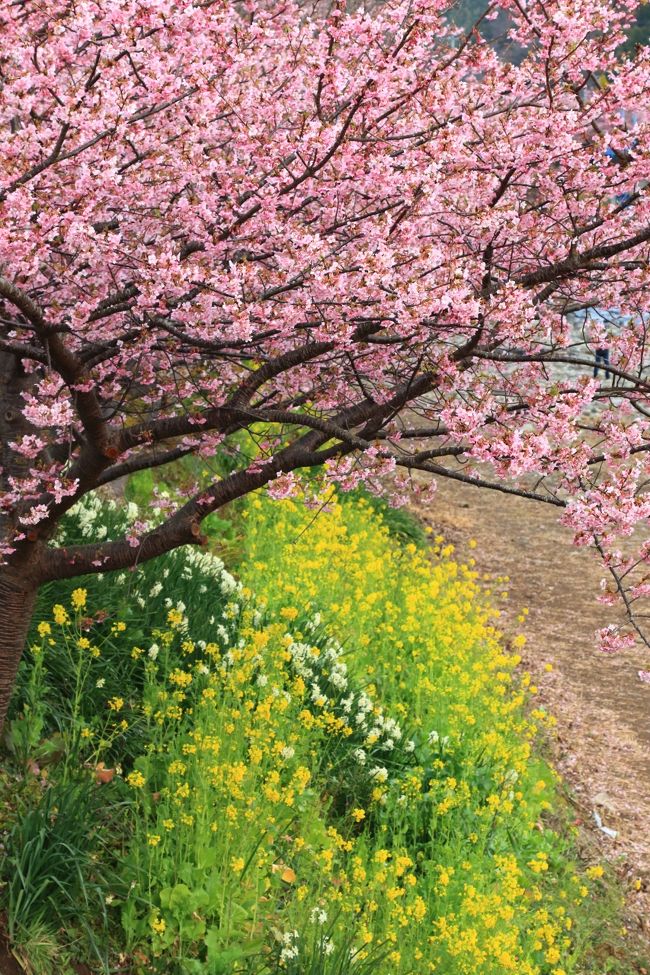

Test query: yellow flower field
[2,489,615,974]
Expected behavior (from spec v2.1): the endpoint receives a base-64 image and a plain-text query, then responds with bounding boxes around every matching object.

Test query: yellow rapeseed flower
[71,588,87,611]
[150,915,166,934]
[586,865,604,880]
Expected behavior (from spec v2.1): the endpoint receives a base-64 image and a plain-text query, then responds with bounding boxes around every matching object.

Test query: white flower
[405,739,415,753]
[353,748,366,765]
[311,683,327,704]
[96,678,106,688]
[383,718,402,740]
[370,766,388,783]
[330,665,348,690]
[148,643,160,660]
[357,694,372,713]
[220,572,239,594]
[149,582,163,598]
[281,746,295,760]
[310,907,328,925]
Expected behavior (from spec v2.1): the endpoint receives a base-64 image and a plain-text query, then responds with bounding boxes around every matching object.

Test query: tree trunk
[0,348,43,729]
[0,570,37,730]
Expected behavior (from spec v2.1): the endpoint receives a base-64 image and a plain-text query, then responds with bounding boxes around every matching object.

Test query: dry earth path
[412,473,650,941]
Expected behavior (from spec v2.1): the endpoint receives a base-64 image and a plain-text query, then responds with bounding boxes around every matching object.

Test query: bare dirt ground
[411,473,650,945]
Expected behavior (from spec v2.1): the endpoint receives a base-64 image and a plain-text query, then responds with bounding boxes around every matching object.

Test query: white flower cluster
[285,626,415,784]
[321,938,334,956]
[67,494,116,539]
[309,907,328,925]
[279,930,300,964]
[307,908,335,953]
[183,547,241,596]
[216,624,231,647]
[66,495,240,595]
[428,729,450,748]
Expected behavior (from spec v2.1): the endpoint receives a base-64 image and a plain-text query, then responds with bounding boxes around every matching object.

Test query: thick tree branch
[96,445,194,486]
[517,224,650,289]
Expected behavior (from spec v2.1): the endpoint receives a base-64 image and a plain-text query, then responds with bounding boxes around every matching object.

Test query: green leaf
[204,931,264,975]
[182,916,206,941]
[196,844,219,870]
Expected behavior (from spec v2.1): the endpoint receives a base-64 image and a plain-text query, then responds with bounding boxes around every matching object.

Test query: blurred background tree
[624,3,650,52]
[448,0,649,59]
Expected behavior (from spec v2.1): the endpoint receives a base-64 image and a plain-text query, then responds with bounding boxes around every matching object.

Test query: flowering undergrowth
[1,490,622,974]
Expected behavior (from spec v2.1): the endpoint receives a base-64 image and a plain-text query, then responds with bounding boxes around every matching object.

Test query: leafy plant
[2,781,108,967]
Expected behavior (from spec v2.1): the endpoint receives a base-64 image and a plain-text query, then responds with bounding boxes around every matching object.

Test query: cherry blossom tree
[2,0,650,722]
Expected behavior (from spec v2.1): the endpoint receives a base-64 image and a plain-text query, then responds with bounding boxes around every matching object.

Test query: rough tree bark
[0,569,37,729]
[0,349,42,726]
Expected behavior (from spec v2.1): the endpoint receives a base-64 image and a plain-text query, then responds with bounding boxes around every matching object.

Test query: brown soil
[411,473,650,943]
[0,932,23,975]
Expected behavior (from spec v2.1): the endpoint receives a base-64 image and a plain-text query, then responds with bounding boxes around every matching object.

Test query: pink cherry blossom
[596,625,637,654]
[1,0,650,722]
